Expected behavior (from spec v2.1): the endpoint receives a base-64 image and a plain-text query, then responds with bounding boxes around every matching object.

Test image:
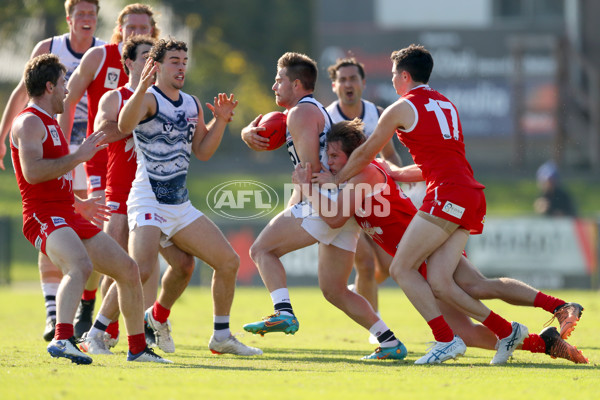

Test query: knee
[320,285,342,306]
[218,252,240,276]
[76,259,94,282]
[119,258,141,286]
[428,274,453,300]
[174,254,196,278]
[354,257,375,279]
[249,241,265,264]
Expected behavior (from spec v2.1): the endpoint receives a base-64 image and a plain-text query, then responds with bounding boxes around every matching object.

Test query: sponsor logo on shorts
[144,213,152,220]
[206,180,280,220]
[187,117,199,123]
[106,201,120,211]
[48,125,61,146]
[51,216,67,226]
[442,201,465,219]
[88,175,102,189]
[34,236,43,250]
[154,213,167,223]
[104,67,120,89]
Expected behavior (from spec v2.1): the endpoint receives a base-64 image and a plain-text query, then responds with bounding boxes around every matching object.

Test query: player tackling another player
[295,118,587,364]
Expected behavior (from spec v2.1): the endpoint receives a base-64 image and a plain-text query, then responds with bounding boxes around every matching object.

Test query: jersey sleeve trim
[399,99,418,133]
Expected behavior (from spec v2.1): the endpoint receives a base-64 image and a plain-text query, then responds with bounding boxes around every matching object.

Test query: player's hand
[75,131,108,163]
[74,196,111,228]
[206,93,238,122]
[0,141,6,170]
[139,57,158,92]
[311,163,336,185]
[241,115,269,151]
[292,162,312,185]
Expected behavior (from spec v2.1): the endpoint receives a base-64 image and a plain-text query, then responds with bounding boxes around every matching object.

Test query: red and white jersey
[354,160,417,256]
[86,43,128,138]
[396,85,484,190]
[105,85,137,210]
[10,104,74,215]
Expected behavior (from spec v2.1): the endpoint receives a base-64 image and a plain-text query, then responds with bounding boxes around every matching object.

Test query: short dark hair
[390,44,433,84]
[277,52,317,91]
[122,35,156,75]
[327,57,365,81]
[149,38,188,64]
[24,54,66,98]
[326,118,366,157]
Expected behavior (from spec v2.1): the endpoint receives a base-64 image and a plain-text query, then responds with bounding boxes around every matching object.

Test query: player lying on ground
[298,119,587,364]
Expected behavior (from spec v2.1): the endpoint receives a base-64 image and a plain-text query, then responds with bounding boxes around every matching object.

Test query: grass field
[0,285,597,399]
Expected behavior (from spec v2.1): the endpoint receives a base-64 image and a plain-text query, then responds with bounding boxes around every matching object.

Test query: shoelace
[262,312,280,321]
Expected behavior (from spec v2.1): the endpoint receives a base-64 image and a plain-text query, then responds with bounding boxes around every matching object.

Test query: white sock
[369,319,399,348]
[270,288,294,316]
[213,315,231,341]
[41,283,59,320]
[87,313,111,338]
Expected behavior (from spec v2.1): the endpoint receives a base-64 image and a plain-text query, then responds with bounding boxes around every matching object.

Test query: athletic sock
[128,333,146,355]
[82,289,97,302]
[482,311,513,339]
[55,323,74,340]
[369,320,399,348]
[41,283,59,321]
[152,301,170,324]
[533,292,566,314]
[270,288,294,317]
[427,315,454,342]
[213,315,231,341]
[521,334,546,353]
[106,321,119,339]
[87,313,111,338]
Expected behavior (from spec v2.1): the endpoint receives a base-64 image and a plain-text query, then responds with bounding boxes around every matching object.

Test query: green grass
[0,286,598,399]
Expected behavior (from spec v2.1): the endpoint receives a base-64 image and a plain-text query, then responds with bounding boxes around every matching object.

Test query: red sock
[106,321,119,339]
[427,315,454,342]
[128,333,146,355]
[55,323,74,340]
[521,334,546,353]
[82,289,97,301]
[152,301,170,324]
[533,292,565,314]
[482,311,513,339]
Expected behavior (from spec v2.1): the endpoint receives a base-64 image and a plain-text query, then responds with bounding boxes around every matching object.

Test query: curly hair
[148,38,188,64]
[24,54,66,98]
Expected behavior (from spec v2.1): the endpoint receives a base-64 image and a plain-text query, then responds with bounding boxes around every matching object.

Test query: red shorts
[84,148,108,194]
[23,209,101,256]
[421,184,486,234]
[105,192,128,215]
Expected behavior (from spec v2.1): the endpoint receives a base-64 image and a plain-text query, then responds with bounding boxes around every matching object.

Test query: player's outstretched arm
[241,115,269,151]
[334,100,411,185]
[118,58,157,134]
[192,93,237,160]
[14,116,107,184]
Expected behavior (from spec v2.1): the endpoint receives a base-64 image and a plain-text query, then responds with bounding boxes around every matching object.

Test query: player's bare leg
[38,253,63,341]
[171,215,262,356]
[352,233,378,311]
[249,211,317,292]
[318,243,378,329]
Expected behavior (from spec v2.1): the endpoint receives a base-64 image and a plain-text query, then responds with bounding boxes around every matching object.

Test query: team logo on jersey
[106,201,120,211]
[104,67,121,89]
[442,201,465,219]
[51,216,67,227]
[34,236,43,251]
[163,122,174,133]
[48,125,61,146]
[175,110,186,127]
[88,175,102,189]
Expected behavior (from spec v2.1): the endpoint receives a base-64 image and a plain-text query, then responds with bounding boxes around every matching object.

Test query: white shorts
[69,144,87,191]
[128,200,203,247]
[290,201,360,252]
